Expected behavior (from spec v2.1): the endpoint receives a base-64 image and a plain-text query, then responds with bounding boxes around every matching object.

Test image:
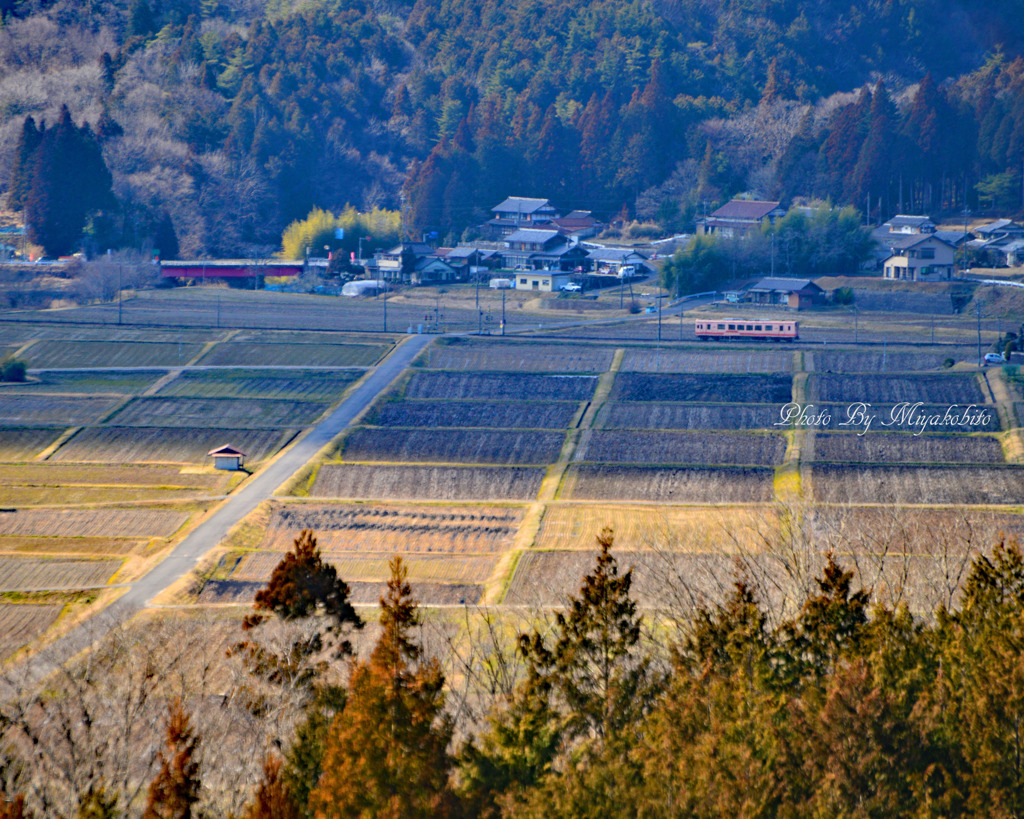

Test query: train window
[718,324,725,329]
[746,325,753,330]
[728,324,735,330]
[755,325,762,331]
[765,325,773,330]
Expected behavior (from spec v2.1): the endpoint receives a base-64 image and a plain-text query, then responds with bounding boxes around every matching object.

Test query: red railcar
[695,318,799,341]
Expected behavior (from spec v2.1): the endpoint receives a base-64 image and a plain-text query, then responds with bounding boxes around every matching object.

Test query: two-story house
[697,200,785,238]
[502,228,588,271]
[485,197,560,238]
[881,234,957,281]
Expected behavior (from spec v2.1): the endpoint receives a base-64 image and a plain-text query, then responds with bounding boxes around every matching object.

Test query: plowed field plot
[367,400,579,429]
[610,373,793,403]
[807,506,1024,557]
[505,549,750,607]
[809,433,1004,464]
[197,342,388,367]
[0,428,62,460]
[811,465,1024,504]
[425,341,614,372]
[0,394,120,425]
[813,403,1000,432]
[0,485,209,506]
[619,349,793,373]
[808,373,986,404]
[806,350,976,373]
[53,426,293,463]
[0,464,228,490]
[562,465,775,502]
[341,428,566,465]
[310,464,545,500]
[0,507,188,538]
[198,579,483,606]
[26,340,204,368]
[576,430,785,466]
[404,372,596,401]
[5,370,165,394]
[110,397,328,428]
[2,323,220,343]
[262,504,524,554]
[504,549,977,614]
[0,604,62,659]
[536,505,773,552]
[230,331,397,345]
[0,536,148,555]
[232,552,498,585]
[0,556,121,591]
[157,369,360,400]
[596,402,779,430]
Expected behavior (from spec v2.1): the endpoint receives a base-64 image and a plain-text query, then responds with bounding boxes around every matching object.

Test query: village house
[514,271,572,292]
[881,234,957,281]
[698,200,785,238]
[744,277,825,309]
[550,210,603,240]
[502,228,588,271]
[969,219,1024,267]
[484,197,560,238]
[586,247,650,277]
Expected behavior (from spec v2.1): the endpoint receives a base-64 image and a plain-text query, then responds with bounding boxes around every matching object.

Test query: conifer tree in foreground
[308,557,455,819]
[141,699,201,819]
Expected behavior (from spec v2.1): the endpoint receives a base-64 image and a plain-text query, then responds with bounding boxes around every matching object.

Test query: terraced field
[197,341,388,367]
[596,402,779,430]
[26,340,204,368]
[310,464,546,500]
[157,368,361,400]
[0,395,121,425]
[576,430,786,465]
[403,371,596,401]
[561,464,776,502]
[52,426,295,463]
[610,373,793,403]
[367,399,580,429]
[0,556,122,591]
[340,427,566,465]
[0,428,63,460]
[110,396,328,428]
[425,340,615,372]
[0,604,64,659]
[808,373,987,404]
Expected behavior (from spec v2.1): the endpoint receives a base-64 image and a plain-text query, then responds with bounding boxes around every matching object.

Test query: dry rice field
[340,427,566,465]
[309,464,546,500]
[367,399,580,429]
[0,428,63,460]
[619,349,794,373]
[403,371,596,401]
[198,578,482,606]
[26,340,204,368]
[7,370,165,394]
[0,395,121,425]
[52,426,294,463]
[808,373,987,404]
[0,536,149,555]
[0,507,189,538]
[536,505,775,552]
[157,369,361,400]
[610,373,793,403]
[0,485,209,506]
[575,430,786,466]
[810,465,1024,504]
[561,465,776,502]
[0,464,231,490]
[424,341,615,372]
[805,350,975,373]
[595,402,779,430]
[0,604,63,659]
[809,432,1005,464]
[0,556,122,591]
[110,397,328,428]
[196,341,388,368]
[262,503,524,554]
[231,551,498,585]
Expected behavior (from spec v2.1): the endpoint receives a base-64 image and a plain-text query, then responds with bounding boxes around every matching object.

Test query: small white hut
[208,445,246,471]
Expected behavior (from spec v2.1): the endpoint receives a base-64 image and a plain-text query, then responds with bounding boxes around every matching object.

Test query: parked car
[984,352,1006,365]
[561,282,582,292]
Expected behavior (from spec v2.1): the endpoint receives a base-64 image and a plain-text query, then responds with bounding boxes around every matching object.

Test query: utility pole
[501,288,506,335]
[117,264,122,325]
[977,300,982,367]
[383,285,388,333]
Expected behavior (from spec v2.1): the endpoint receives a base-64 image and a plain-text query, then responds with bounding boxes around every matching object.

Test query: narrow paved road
[13,333,432,683]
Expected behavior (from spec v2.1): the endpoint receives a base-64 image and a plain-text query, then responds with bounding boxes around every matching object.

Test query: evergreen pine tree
[308,557,455,819]
[141,699,202,819]
[8,116,42,211]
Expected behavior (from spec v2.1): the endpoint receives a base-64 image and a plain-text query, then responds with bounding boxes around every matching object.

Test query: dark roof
[749,277,822,293]
[587,248,649,263]
[976,219,1024,236]
[709,200,782,221]
[208,445,246,456]
[492,197,555,215]
[932,230,970,245]
[887,234,954,250]
[884,214,935,229]
[445,246,480,259]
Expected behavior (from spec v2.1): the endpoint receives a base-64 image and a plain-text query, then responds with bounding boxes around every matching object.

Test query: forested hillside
[0,0,1022,256]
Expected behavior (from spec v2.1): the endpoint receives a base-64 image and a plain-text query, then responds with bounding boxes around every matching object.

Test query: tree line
[2,0,1024,257]
[4,524,1024,817]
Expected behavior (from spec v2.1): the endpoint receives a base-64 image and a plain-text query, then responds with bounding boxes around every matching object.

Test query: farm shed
[208,445,246,470]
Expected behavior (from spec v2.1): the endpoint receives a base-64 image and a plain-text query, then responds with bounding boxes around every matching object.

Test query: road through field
[11,333,433,683]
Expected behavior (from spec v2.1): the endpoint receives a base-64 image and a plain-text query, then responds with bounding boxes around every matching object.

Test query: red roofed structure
[698,200,786,239]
